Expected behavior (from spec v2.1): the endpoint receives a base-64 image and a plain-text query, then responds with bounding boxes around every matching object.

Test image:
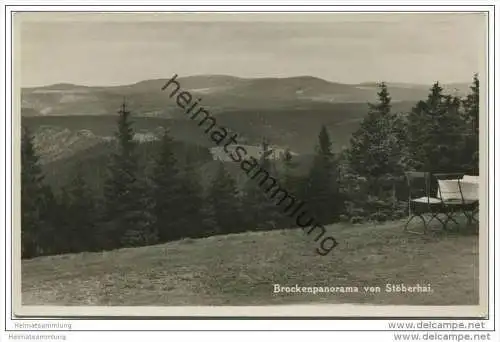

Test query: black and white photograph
[12,11,488,317]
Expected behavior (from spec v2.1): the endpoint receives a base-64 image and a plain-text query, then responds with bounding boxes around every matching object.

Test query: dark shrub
[370,212,388,222]
[339,214,349,222]
[350,216,364,224]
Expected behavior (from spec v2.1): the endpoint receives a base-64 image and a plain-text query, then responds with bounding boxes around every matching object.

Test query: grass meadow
[21,218,479,307]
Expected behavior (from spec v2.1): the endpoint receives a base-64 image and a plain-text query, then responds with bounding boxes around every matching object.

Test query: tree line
[21,75,479,258]
[342,74,479,221]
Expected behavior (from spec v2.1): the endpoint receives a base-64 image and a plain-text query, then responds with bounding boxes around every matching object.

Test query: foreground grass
[22,219,479,306]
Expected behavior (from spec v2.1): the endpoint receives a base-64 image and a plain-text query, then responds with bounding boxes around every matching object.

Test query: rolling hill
[21,75,471,117]
[21,75,473,191]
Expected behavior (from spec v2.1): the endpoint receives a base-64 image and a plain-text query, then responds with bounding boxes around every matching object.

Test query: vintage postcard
[11,11,489,318]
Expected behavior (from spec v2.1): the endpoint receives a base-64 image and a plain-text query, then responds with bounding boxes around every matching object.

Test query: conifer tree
[462,74,479,174]
[304,125,343,224]
[59,165,98,253]
[347,83,402,182]
[207,162,241,235]
[241,139,280,230]
[21,126,49,258]
[176,152,206,239]
[278,147,301,228]
[149,128,184,242]
[103,102,156,249]
[281,148,295,193]
[38,186,60,255]
[241,176,262,230]
[408,82,464,173]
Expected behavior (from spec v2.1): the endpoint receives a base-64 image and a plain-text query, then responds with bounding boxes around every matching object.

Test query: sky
[17,12,487,87]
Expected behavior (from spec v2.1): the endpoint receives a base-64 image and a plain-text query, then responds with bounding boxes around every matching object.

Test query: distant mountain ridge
[22,75,473,171]
[21,75,472,117]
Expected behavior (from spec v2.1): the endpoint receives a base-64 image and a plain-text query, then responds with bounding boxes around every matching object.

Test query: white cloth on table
[460,175,479,201]
[412,196,442,204]
[437,176,479,201]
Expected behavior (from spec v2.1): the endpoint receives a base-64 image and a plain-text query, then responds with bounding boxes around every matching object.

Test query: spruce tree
[408,82,464,173]
[281,148,295,195]
[461,74,479,174]
[207,162,241,235]
[149,128,184,242]
[38,186,60,255]
[59,165,98,253]
[241,139,280,230]
[278,147,301,228]
[176,152,206,239]
[347,83,402,182]
[103,102,156,249]
[304,125,343,224]
[21,126,48,258]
